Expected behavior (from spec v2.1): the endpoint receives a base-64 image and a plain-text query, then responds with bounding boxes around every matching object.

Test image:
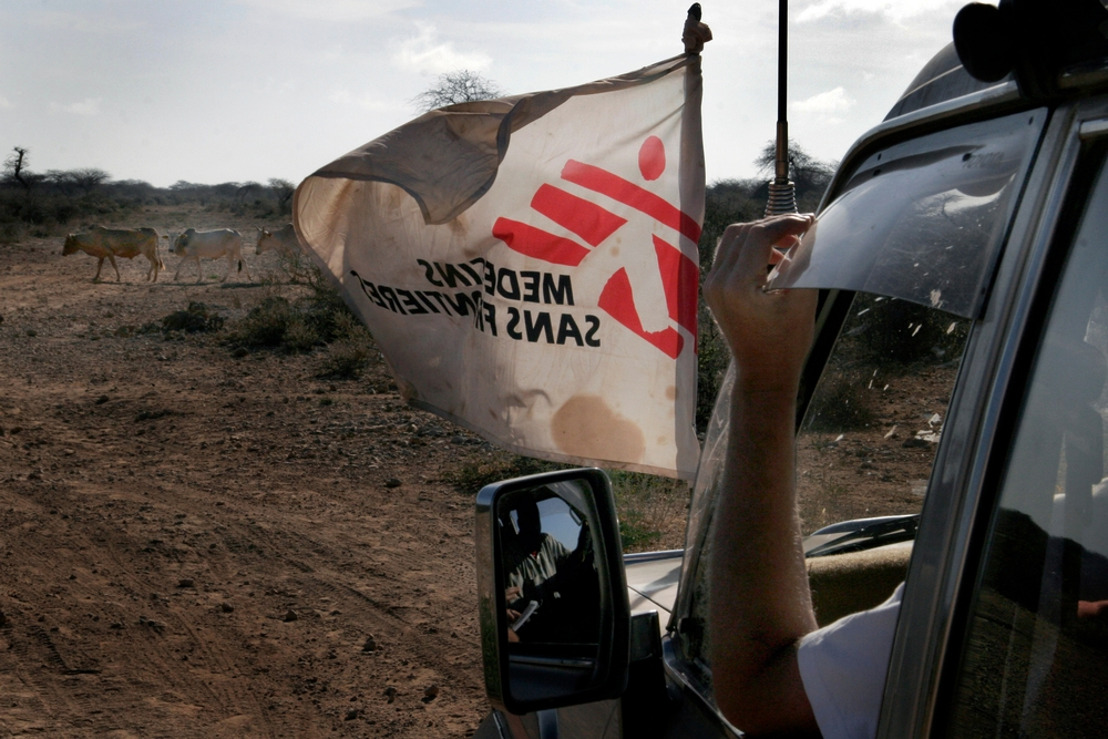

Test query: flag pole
[765,0,797,215]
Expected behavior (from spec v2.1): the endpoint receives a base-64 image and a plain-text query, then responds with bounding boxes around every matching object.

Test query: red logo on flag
[491,138,700,359]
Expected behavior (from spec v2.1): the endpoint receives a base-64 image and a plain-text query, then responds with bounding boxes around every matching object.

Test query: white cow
[62,226,164,282]
[255,223,301,258]
[172,228,250,284]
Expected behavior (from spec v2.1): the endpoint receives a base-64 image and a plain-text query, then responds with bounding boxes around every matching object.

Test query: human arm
[703,215,821,735]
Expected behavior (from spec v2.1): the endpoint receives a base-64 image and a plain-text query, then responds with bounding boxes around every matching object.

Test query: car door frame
[880,93,1108,736]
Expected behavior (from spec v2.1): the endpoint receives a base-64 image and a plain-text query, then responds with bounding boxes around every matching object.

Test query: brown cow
[255,223,301,257]
[62,226,164,282]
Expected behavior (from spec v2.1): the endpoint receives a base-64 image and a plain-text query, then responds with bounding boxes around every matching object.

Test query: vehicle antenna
[765,0,798,216]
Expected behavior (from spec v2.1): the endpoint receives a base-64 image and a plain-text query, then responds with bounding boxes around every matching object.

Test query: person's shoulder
[797,583,904,738]
[540,534,570,555]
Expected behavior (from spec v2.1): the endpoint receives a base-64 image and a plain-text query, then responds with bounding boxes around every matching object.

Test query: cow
[255,223,302,258]
[172,228,250,284]
[62,226,164,282]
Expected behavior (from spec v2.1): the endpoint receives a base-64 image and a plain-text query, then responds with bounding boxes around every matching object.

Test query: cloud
[793,87,855,123]
[50,99,101,116]
[235,0,418,22]
[392,23,492,75]
[0,95,12,109]
[796,0,963,24]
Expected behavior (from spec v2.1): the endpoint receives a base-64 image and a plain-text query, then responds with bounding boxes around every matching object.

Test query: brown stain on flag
[551,395,645,463]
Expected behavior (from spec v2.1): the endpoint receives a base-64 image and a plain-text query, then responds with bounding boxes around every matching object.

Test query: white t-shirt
[796,583,904,739]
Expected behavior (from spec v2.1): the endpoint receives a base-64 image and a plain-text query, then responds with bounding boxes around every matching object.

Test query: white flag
[294,54,705,479]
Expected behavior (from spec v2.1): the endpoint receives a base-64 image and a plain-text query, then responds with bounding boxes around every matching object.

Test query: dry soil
[0,207,504,738]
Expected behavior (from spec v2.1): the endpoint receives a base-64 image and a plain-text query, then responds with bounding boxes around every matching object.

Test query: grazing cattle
[255,223,302,258]
[172,228,250,284]
[62,226,164,282]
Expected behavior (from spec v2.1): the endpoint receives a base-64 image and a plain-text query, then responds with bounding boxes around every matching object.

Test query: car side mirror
[475,467,630,715]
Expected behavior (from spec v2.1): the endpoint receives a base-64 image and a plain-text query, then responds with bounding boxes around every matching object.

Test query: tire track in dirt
[0,479,289,736]
[212,506,487,734]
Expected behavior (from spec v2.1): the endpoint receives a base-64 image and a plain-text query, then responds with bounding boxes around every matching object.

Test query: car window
[672,116,1033,695]
[673,288,970,682]
[796,293,969,536]
[941,151,1108,735]
[673,289,972,691]
[675,117,1023,683]
[768,110,1044,319]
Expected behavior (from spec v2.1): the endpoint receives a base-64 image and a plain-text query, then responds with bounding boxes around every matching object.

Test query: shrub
[227,296,298,350]
[316,313,375,379]
[696,316,730,431]
[609,471,690,552]
[316,339,371,379]
[273,250,315,285]
[158,302,225,334]
[281,315,320,353]
[444,454,564,493]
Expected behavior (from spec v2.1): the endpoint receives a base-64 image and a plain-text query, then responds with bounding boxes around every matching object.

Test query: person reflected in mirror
[501,495,596,644]
[704,214,902,739]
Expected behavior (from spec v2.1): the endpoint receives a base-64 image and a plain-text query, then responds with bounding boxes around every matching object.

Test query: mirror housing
[475,467,630,715]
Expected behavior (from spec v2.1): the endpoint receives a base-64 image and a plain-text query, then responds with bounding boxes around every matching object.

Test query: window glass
[768,111,1044,319]
[796,294,969,535]
[675,111,1039,694]
[943,156,1108,736]
[676,291,971,683]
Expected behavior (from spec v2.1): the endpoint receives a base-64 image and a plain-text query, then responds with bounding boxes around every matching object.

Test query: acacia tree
[268,178,295,214]
[4,146,32,191]
[694,143,835,429]
[755,139,835,208]
[411,70,503,112]
[235,181,265,203]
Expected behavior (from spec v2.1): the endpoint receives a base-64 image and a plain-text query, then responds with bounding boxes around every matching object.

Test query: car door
[640,95,1052,736]
[882,95,1108,736]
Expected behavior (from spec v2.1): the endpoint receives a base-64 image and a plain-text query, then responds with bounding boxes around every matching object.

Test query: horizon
[2,1,971,189]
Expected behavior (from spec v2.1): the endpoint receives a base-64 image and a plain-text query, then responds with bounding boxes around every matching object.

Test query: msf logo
[491,136,700,360]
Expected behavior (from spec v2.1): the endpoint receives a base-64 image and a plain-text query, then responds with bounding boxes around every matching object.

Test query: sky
[1,0,971,189]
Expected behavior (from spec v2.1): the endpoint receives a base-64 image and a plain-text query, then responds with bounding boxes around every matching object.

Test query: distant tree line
[0,146,295,242]
[3,137,835,430]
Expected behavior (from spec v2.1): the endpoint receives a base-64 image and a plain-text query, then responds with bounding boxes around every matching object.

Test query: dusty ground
[0,207,508,738]
[0,205,948,737]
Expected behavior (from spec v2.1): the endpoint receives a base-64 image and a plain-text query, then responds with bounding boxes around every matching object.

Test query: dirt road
[0,211,499,737]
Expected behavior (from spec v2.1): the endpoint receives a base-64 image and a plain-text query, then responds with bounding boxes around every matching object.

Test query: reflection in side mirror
[500,490,601,647]
[476,468,629,715]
